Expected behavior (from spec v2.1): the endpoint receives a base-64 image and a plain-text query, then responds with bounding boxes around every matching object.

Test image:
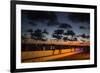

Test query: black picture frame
[11,0,97,73]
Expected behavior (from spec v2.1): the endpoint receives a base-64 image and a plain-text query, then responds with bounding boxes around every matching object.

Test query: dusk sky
[21,10,90,39]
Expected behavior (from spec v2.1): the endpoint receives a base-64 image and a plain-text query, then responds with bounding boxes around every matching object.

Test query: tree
[32,29,44,40]
[63,37,68,41]
[80,34,89,39]
[81,34,86,38]
[79,26,86,29]
[73,37,77,41]
[42,29,49,41]
[27,29,33,39]
[21,33,26,40]
[42,29,49,35]
[64,30,75,41]
[52,29,64,41]
[64,30,75,37]
[52,29,64,54]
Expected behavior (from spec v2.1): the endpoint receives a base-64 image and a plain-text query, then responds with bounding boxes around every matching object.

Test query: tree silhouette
[65,30,75,37]
[21,34,26,40]
[32,29,44,40]
[28,29,49,51]
[81,34,90,39]
[63,37,68,41]
[79,26,86,29]
[52,29,64,54]
[64,30,75,41]
[52,29,64,41]
[86,35,90,39]
[76,33,89,43]
[42,29,49,35]
[42,29,49,41]
[27,29,33,39]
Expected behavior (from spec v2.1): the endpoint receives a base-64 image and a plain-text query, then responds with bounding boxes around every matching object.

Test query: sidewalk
[23,51,81,62]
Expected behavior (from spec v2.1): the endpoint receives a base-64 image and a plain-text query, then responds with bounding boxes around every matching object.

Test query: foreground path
[52,52,90,61]
[23,51,82,62]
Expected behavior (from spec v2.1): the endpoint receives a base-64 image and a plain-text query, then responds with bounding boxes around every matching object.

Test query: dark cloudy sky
[21,10,90,39]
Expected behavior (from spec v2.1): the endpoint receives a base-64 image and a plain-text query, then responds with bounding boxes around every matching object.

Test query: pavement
[22,50,83,62]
